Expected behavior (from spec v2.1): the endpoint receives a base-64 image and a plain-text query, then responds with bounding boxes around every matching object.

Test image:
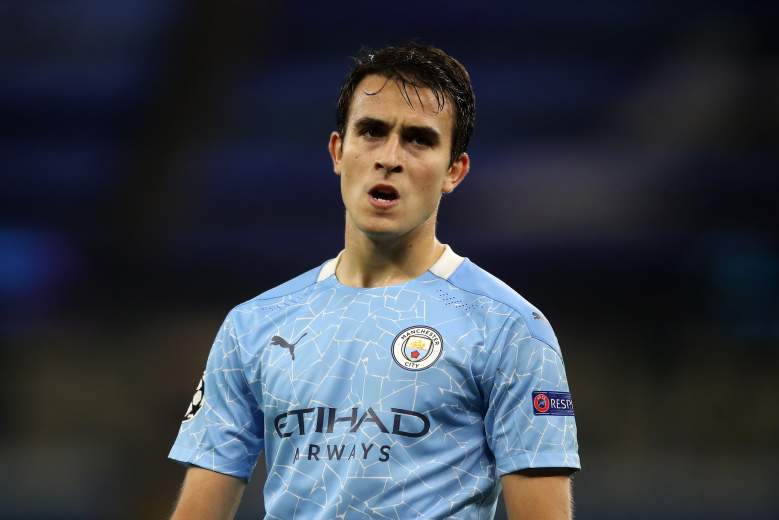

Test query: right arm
[171,466,246,520]
[167,312,265,518]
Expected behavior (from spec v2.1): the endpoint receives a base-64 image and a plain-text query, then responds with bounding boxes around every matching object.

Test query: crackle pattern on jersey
[170,267,579,519]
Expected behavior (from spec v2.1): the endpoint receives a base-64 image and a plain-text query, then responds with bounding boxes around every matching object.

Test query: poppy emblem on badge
[391,326,443,371]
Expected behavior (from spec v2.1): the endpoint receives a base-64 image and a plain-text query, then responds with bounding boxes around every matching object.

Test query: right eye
[359,126,383,138]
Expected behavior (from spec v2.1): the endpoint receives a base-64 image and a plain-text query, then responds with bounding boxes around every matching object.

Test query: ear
[442,152,470,193]
[328,131,343,176]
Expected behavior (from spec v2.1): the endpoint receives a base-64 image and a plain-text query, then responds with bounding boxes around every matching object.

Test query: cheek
[420,165,449,193]
[341,147,366,178]
[340,156,365,197]
[407,175,445,210]
[342,138,364,162]
[418,178,439,195]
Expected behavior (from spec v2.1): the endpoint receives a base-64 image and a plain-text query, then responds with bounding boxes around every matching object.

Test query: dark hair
[336,43,475,166]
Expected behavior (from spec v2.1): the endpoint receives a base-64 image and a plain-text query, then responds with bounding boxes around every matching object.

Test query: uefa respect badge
[532,391,575,416]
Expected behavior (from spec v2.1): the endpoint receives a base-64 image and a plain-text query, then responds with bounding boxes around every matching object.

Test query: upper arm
[481,316,580,475]
[171,466,246,520]
[168,311,265,479]
[501,471,572,520]
[478,312,580,517]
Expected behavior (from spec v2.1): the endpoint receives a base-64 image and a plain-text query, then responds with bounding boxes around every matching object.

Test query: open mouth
[369,185,399,202]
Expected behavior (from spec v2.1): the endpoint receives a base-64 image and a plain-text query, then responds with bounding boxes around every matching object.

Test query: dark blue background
[1,1,777,518]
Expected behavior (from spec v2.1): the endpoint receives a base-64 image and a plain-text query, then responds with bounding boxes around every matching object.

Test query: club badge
[391,326,443,371]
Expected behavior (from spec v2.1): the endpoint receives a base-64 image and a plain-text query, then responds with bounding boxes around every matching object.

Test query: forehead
[347,74,454,135]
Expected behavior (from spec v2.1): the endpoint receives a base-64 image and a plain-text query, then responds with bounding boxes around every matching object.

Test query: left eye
[410,137,431,146]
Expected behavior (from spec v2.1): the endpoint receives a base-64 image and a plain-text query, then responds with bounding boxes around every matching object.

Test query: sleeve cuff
[168,443,255,481]
[496,450,581,477]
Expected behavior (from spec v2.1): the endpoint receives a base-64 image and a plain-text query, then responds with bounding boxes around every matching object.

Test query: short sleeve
[168,311,264,480]
[481,315,580,476]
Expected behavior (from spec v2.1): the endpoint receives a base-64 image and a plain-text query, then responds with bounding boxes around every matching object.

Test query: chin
[350,214,404,240]
[350,207,435,243]
[360,225,405,241]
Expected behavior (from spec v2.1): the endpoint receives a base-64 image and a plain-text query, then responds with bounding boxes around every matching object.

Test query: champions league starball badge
[391,326,443,371]
[183,375,205,421]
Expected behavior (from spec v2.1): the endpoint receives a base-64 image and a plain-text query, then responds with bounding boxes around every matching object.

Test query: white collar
[316,244,464,282]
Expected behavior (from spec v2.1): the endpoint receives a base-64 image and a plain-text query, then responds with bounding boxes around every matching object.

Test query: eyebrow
[353,117,390,133]
[352,117,441,146]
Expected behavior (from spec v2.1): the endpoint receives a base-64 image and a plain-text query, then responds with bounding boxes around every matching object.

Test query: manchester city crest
[391,326,443,371]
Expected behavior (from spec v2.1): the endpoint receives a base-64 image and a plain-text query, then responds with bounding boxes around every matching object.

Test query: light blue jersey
[169,245,580,519]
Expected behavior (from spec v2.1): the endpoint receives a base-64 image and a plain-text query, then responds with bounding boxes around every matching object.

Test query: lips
[368,184,400,209]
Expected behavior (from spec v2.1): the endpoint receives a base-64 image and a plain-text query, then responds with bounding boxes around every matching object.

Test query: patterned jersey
[169,245,580,519]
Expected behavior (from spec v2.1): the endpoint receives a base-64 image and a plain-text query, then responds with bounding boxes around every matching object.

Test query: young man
[169,43,580,519]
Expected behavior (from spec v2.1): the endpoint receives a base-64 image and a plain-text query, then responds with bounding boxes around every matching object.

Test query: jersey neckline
[316,244,465,288]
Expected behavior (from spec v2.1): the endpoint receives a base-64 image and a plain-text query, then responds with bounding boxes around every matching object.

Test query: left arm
[501,471,573,520]
[479,313,581,519]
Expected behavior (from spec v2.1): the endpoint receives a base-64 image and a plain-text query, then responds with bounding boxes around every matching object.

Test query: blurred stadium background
[1,1,777,518]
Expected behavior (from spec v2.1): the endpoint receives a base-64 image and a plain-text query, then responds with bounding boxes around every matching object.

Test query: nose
[374,134,403,174]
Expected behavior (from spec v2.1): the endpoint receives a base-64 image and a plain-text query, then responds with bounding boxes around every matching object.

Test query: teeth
[369,186,399,203]
[371,190,395,200]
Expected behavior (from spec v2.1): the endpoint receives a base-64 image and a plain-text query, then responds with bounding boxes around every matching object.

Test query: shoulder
[229,256,334,324]
[445,257,559,351]
[253,262,325,300]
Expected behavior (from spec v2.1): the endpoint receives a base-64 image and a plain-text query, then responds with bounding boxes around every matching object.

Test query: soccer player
[169,43,580,519]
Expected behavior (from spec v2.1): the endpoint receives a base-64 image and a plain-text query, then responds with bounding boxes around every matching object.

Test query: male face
[329,74,469,242]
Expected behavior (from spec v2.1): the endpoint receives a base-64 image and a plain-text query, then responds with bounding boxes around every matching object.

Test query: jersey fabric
[169,245,580,519]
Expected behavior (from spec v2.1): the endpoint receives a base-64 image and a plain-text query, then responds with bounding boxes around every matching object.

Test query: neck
[336,214,445,288]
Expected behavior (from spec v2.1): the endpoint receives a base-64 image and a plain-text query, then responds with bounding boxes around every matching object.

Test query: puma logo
[270,332,308,361]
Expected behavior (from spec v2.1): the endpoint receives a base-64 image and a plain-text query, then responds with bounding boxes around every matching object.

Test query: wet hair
[335,42,475,166]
